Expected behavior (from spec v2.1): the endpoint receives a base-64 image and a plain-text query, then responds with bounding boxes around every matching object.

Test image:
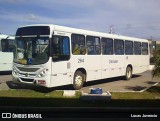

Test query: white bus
[12,24,149,89]
[0,34,15,72]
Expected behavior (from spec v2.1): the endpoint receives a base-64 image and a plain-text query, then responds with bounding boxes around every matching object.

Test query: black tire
[73,71,84,90]
[125,66,132,80]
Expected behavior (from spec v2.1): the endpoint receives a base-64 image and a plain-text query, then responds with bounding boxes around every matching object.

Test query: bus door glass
[51,35,71,87]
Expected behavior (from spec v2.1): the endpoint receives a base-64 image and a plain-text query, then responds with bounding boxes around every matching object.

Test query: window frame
[142,42,148,55]
[114,39,124,55]
[101,37,113,55]
[125,40,133,55]
[1,39,15,52]
[86,35,101,55]
[71,33,86,55]
[134,41,141,55]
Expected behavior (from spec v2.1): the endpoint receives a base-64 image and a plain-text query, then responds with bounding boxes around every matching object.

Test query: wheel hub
[75,75,82,86]
[127,70,131,78]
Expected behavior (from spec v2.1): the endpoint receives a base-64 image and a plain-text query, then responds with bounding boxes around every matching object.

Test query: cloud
[0,12,35,22]
[25,14,39,20]
[0,11,91,27]
[0,0,160,40]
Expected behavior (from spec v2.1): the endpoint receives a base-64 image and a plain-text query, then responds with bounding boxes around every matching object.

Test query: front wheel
[73,71,84,90]
[125,66,132,80]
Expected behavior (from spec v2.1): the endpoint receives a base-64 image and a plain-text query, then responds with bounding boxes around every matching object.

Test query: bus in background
[0,34,15,72]
[12,24,149,90]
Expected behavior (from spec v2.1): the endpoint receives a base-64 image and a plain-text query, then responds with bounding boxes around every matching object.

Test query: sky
[0,0,160,40]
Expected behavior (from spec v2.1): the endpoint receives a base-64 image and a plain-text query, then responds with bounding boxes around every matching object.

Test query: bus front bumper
[12,74,50,87]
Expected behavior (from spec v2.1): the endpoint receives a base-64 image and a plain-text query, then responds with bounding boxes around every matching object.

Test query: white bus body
[0,34,15,71]
[12,24,149,89]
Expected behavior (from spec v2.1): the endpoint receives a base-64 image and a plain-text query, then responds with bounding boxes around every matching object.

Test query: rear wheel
[125,66,132,80]
[73,71,84,90]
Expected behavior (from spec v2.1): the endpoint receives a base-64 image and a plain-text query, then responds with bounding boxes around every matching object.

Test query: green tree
[152,49,160,77]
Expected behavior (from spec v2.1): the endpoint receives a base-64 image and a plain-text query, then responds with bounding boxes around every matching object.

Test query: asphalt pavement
[0,70,159,92]
[81,70,159,92]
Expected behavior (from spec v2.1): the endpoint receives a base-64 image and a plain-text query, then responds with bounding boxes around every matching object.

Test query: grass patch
[0,89,64,98]
[0,84,160,107]
[111,84,160,99]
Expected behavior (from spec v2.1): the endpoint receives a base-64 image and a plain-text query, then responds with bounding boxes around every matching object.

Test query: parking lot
[0,70,159,92]
[81,70,159,92]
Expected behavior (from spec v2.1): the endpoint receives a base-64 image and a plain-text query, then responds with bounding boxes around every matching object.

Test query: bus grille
[20,78,34,82]
[17,67,39,72]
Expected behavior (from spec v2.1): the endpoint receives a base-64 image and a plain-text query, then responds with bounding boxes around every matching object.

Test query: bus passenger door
[51,35,72,87]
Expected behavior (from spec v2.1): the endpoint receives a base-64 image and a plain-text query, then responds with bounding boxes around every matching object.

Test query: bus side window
[71,34,85,55]
[134,42,141,55]
[101,37,113,55]
[86,36,101,55]
[125,40,133,55]
[114,39,124,55]
[142,42,148,55]
[1,39,15,52]
[1,39,8,52]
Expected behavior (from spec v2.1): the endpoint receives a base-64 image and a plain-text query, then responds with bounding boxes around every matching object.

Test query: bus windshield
[13,37,50,65]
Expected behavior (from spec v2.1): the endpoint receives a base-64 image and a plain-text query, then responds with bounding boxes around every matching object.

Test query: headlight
[37,70,46,77]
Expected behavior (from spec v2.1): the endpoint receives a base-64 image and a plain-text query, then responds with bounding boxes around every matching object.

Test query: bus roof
[18,24,148,42]
[0,34,15,40]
